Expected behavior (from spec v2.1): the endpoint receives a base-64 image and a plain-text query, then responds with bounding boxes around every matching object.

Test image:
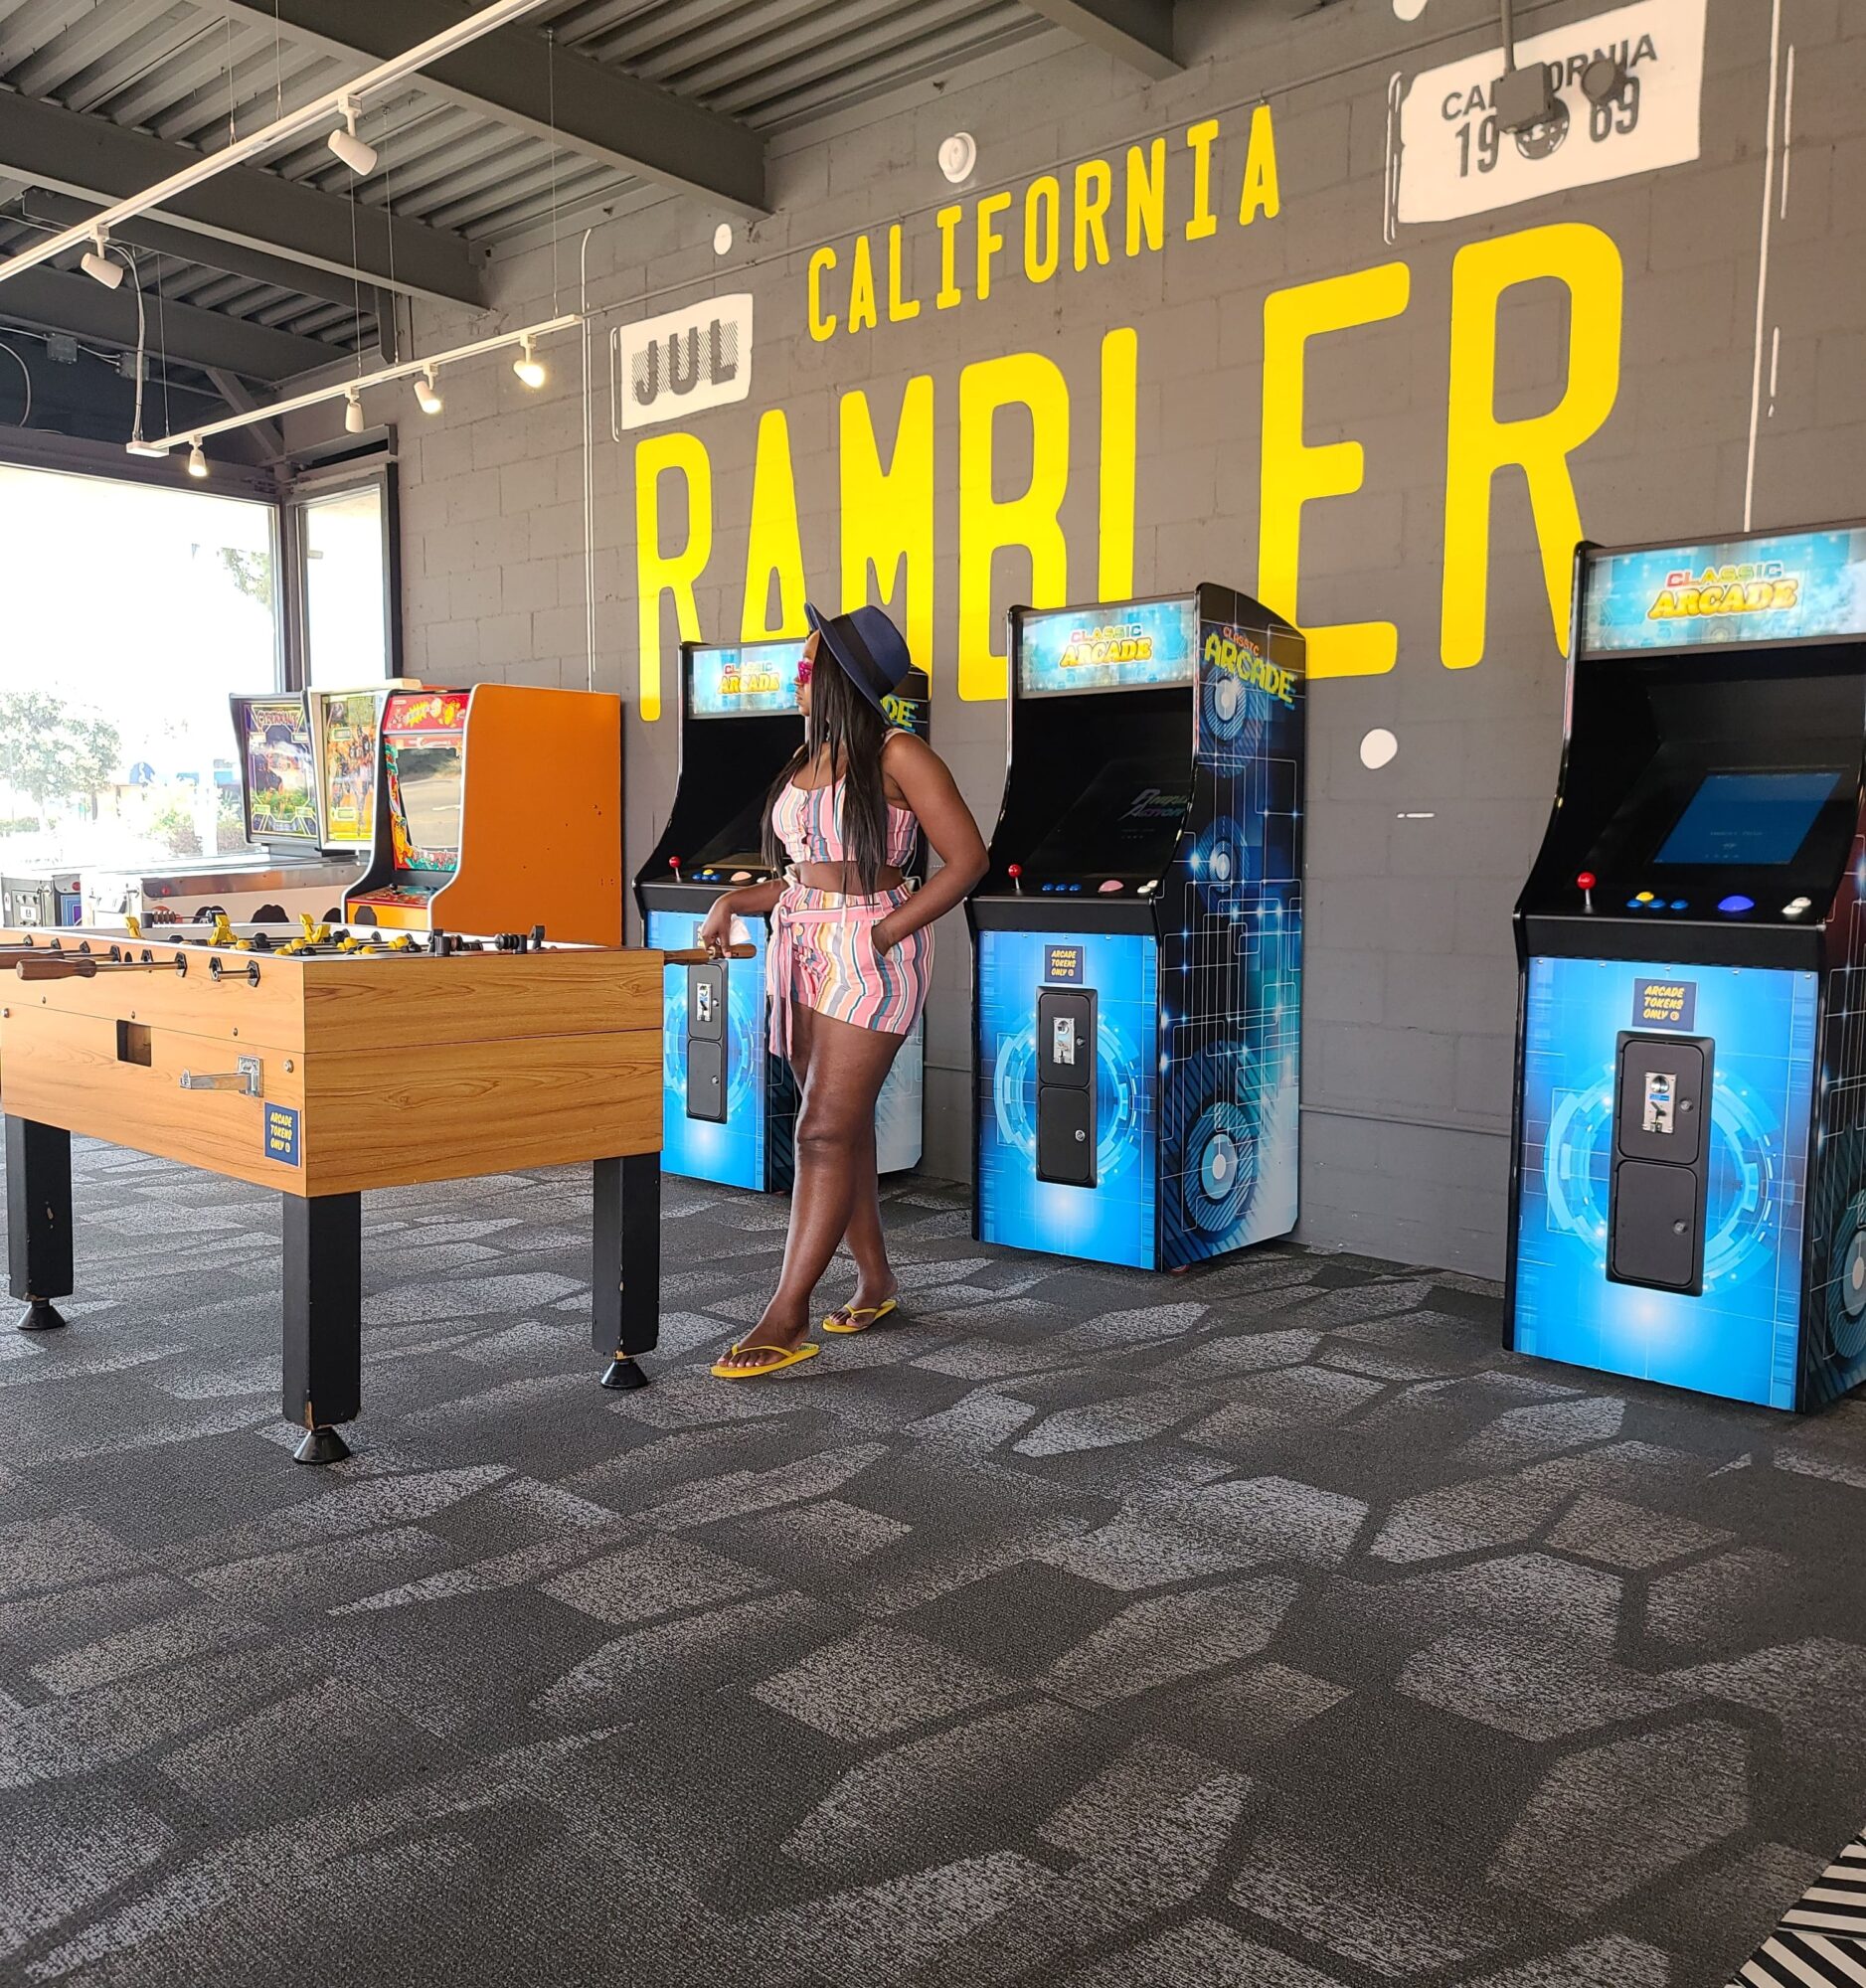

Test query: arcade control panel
[1006,865,1157,899]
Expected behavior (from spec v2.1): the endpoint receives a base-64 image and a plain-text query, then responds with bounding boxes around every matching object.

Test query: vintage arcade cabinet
[635,636,930,1190]
[0,870,82,927]
[969,586,1306,1271]
[345,684,623,946]
[83,693,366,927]
[307,684,396,857]
[1509,523,1866,1410]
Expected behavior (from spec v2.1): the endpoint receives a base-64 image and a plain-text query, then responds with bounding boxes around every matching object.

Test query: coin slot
[115,1021,152,1067]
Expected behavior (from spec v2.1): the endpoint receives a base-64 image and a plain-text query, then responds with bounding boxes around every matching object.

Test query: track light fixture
[512,333,546,390]
[136,311,578,457]
[415,366,442,414]
[1,0,559,292]
[80,230,122,290]
[187,437,207,478]
[328,99,378,177]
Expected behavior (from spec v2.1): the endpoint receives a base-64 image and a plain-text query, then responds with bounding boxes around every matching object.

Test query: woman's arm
[699,877,784,954]
[873,736,988,952]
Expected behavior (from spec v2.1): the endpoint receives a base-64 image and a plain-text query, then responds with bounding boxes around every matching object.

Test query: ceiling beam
[19,188,386,315]
[227,0,768,215]
[205,367,285,458]
[0,266,338,382]
[0,92,485,308]
[1020,0,1178,78]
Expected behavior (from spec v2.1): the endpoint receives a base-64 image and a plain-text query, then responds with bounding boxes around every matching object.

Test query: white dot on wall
[713,223,734,255]
[1393,0,1429,18]
[1360,728,1399,769]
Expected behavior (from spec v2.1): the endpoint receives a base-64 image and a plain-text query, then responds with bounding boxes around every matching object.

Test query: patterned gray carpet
[4,1141,1866,1986]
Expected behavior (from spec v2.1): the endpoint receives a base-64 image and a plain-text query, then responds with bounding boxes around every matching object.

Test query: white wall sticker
[611,293,754,432]
[1385,0,1706,234]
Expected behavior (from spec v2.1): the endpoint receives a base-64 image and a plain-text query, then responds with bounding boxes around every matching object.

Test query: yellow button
[1635,892,1655,904]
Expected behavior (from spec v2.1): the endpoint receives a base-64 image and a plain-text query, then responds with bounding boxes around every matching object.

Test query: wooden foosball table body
[0,923,695,1462]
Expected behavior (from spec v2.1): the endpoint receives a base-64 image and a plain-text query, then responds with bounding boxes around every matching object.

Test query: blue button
[1671,900,1688,911]
[1625,898,1644,910]
[1041,883,1053,893]
[1070,883,1083,893]
[1719,894,1755,914]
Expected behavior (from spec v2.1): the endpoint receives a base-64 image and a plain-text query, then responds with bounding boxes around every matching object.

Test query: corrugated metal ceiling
[0,0,1057,370]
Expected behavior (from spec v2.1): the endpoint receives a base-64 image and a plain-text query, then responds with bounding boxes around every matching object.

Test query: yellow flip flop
[820,1298,900,1336]
[710,1339,820,1381]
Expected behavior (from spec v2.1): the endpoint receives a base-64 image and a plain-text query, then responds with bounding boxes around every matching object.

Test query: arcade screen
[1018,598,1196,696]
[690,791,775,875]
[1655,769,1844,867]
[387,733,463,869]
[1025,755,1192,879]
[691,641,806,719]
[237,697,317,843]
[310,690,380,847]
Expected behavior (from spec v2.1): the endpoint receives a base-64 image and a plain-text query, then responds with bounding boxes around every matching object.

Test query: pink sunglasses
[795,650,814,689]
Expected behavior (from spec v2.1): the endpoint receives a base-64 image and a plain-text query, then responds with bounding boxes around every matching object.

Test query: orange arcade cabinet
[344,684,623,945]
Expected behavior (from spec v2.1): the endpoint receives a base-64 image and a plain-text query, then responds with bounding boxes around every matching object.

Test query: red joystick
[668,855,682,881]
[1007,863,1023,895]
[1576,870,1596,913]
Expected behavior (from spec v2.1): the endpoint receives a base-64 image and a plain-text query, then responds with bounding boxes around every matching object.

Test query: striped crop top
[770,762,918,869]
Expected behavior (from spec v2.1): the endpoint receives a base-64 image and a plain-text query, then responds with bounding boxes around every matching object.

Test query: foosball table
[0,918,747,1464]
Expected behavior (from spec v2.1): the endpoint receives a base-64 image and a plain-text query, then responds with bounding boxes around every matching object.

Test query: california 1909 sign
[1385,0,1705,232]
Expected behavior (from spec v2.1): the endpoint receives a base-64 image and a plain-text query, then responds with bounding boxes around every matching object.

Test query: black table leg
[7,1115,72,1333]
[594,1152,659,1391]
[282,1191,361,1463]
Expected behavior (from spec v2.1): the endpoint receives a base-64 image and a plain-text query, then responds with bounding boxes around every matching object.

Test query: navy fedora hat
[804,601,914,720]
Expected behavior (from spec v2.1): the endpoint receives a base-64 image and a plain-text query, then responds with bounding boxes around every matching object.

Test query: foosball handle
[14,955,98,979]
[661,944,755,965]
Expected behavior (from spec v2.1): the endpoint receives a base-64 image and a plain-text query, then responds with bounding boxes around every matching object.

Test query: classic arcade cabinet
[82,694,364,927]
[345,684,623,946]
[0,871,81,927]
[969,586,1306,1271]
[307,684,397,856]
[1509,523,1866,1410]
[635,636,931,1190]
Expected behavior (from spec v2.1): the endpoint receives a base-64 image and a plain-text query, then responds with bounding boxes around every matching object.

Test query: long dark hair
[763,640,892,893]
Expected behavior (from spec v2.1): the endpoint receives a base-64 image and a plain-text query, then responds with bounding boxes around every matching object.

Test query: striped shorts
[766,881,932,1060]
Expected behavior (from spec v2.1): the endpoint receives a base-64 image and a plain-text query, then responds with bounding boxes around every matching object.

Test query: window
[0,463,280,881]
[292,471,395,686]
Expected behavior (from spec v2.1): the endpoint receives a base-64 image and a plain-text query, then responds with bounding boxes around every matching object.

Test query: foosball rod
[660,944,756,964]
[12,956,178,981]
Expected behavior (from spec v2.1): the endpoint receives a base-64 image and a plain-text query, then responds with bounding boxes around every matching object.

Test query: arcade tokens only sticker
[264,1104,302,1167]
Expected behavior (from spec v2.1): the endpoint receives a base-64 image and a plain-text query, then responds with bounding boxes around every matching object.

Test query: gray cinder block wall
[291,0,1866,1275]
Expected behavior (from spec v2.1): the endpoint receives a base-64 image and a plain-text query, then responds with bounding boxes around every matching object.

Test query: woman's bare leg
[828,1114,897,1319]
[789,1002,894,1320]
[715,1010,904,1370]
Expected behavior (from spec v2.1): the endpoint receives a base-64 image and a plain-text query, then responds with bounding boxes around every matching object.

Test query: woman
[697,602,987,1378]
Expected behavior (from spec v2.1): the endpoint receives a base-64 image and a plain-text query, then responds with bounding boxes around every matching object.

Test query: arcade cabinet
[1509,524,1866,1410]
[307,684,394,855]
[83,693,366,927]
[345,684,623,946]
[635,636,930,1190]
[0,870,81,927]
[969,586,1306,1271]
